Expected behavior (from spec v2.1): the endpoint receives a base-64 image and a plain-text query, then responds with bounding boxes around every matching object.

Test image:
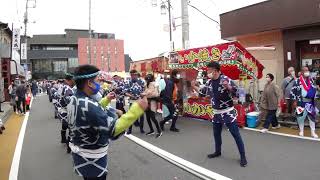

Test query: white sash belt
[212,107,234,114]
[69,142,109,159]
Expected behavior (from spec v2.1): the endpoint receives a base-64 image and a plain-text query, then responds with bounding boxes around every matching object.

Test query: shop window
[33,59,52,73]
[53,60,68,72]
[68,58,78,68]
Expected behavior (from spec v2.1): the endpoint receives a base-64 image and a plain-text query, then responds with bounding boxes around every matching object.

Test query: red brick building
[78,38,125,73]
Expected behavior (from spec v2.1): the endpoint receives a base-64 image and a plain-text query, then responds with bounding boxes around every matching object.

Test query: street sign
[21,43,27,60]
[12,29,21,50]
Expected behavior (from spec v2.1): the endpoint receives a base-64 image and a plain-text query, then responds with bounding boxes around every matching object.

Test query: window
[46,46,72,50]
[68,58,78,68]
[53,60,68,72]
[32,59,52,73]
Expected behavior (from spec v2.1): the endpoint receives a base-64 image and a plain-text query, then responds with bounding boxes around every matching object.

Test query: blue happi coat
[203,74,238,123]
[67,91,120,178]
[113,80,126,105]
[58,84,74,123]
[124,78,145,101]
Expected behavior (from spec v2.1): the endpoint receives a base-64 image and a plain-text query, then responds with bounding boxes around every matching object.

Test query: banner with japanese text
[168,42,264,80]
[183,98,213,121]
[12,28,20,50]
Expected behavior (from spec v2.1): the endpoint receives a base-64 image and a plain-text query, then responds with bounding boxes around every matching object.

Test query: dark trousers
[17,97,26,114]
[116,102,126,114]
[285,99,294,114]
[213,121,245,156]
[32,89,37,97]
[128,103,144,133]
[61,120,68,140]
[13,101,17,112]
[160,101,178,129]
[263,110,278,129]
[83,174,107,180]
[146,108,161,133]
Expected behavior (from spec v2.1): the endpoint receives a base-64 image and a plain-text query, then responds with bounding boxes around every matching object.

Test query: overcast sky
[0,0,266,60]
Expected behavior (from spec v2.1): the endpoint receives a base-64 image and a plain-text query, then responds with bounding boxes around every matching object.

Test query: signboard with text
[12,28,21,50]
[21,43,27,60]
[168,42,264,80]
[183,98,213,121]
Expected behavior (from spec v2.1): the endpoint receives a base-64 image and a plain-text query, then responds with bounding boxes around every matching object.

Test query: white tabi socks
[309,120,318,138]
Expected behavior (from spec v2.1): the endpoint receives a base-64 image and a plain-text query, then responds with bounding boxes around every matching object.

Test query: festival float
[129,56,169,77]
[168,41,265,126]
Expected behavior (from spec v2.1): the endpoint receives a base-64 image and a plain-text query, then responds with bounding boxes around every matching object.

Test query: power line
[188,3,220,26]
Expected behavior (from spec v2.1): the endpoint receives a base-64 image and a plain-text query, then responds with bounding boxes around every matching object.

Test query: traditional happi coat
[67,91,120,177]
[58,84,74,123]
[203,74,238,123]
[113,80,126,106]
[51,85,61,110]
[124,78,145,102]
[290,76,318,122]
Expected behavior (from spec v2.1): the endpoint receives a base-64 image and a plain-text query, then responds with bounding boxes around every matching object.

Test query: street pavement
[18,95,199,180]
[134,115,320,180]
[17,94,320,180]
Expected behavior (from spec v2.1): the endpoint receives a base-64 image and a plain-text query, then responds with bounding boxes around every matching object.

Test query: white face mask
[207,73,213,79]
[266,77,271,82]
[166,75,170,79]
[304,72,310,77]
[176,74,181,79]
[291,71,295,76]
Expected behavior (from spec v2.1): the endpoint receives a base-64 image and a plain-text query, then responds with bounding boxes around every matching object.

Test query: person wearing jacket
[67,65,148,180]
[204,62,247,167]
[124,70,145,134]
[8,80,18,114]
[142,74,162,138]
[159,70,180,132]
[261,73,281,133]
[58,74,75,153]
[291,66,319,138]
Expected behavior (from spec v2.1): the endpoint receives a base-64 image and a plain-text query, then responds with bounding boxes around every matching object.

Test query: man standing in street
[58,74,75,153]
[159,69,180,132]
[113,75,126,115]
[125,70,145,134]
[282,67,296,118]
[204,62,247,167]
[16,81,27,115]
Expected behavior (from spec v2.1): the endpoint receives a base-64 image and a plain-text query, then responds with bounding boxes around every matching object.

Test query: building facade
[78,38,125,73]
[220,0,320,88]
[27,29,116,79]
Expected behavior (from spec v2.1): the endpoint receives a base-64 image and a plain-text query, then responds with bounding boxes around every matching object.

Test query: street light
[160,2,167,15]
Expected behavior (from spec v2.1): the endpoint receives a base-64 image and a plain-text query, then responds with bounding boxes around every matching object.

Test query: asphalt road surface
[18,95,199,180]
[17,94,320,180]
[134,115,320,180]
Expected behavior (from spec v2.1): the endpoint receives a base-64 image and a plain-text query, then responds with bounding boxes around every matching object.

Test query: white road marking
[243,127,320,142]
[125,134,232,180]
[9,97,34,180]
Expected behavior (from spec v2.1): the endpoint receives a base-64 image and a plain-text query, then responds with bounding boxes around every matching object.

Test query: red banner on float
[168,41,264,80]
[183,98,213,121]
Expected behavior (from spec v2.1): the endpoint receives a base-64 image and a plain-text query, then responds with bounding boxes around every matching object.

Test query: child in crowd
[26,90,32,111]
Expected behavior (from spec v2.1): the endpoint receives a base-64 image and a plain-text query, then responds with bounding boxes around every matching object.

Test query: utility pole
[167,0,174,51]
[181,0,189,49]
[23,0,28,72]
[88,0,92,64]
[23,0,36,79]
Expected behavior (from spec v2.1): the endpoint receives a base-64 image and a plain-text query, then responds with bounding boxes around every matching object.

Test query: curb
[0,104,13,125]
